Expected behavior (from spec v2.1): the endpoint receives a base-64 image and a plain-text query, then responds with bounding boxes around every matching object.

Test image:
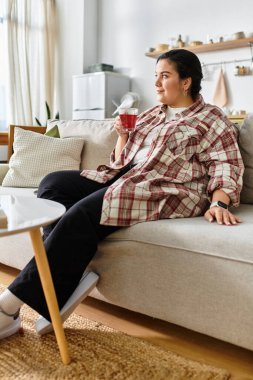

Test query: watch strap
[210,201,229,210]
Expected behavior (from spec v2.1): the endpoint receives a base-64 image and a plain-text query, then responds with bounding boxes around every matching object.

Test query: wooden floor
[1,263,253,379]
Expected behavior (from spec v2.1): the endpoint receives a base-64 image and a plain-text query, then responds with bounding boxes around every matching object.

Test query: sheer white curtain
[0,11,9,131]
[1,0,57,126]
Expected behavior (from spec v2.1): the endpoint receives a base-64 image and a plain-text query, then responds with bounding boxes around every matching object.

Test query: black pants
[8,169,127,321]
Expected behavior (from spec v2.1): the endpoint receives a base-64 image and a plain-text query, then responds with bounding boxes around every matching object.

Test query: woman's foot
[36,271,99,335]
[0,308,22,339]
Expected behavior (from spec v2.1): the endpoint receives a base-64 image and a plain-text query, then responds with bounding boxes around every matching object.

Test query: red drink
[119,108,138,131]
[119,113,137,130]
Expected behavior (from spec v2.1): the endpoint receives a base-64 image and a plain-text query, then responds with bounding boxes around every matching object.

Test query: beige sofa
[0,118,253,351]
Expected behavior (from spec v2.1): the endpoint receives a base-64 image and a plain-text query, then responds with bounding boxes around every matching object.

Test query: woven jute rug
[0,294,230,379]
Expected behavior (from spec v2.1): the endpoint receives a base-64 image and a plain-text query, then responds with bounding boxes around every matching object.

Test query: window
[0,1,56,128]
[0,15,7,131]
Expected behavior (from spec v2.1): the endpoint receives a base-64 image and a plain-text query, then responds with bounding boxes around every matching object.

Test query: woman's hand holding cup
[114,116,130,137]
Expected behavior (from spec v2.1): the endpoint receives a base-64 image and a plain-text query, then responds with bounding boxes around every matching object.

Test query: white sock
[0,289,23,315]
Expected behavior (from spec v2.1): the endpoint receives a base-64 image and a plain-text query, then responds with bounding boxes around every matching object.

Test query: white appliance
[72,72,130,119]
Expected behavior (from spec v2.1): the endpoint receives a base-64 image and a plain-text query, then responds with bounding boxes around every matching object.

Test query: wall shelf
[145,37,253,58]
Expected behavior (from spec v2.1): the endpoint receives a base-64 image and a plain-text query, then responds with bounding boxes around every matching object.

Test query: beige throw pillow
[47,119,117,170]
[2,128,85,188]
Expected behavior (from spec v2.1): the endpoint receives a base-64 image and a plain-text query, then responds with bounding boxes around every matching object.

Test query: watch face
[217,201,228,209]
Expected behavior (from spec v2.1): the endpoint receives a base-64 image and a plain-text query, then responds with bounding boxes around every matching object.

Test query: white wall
[55,0,98,119]
[97,0,253,113]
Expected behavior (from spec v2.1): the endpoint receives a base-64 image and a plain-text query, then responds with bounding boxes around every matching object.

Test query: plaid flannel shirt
[81,95,244,226]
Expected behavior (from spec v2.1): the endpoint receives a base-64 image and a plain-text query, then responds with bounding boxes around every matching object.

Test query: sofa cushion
[2,128,85,188]
[105,204,253,263]
[44,124,60,138]
[47,119,117,170]
[238,114,253,204]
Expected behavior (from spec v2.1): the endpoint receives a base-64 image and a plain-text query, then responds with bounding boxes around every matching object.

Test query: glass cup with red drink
[119,108,138,132]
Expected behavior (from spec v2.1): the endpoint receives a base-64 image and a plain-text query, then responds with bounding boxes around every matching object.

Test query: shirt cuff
[220,188,241,207]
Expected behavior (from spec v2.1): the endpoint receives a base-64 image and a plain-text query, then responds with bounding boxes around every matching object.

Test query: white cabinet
[72,72,130,119]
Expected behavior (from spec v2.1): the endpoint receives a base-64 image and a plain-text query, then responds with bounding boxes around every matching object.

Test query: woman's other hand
[114,116,130,160]
[114,116,129,137]
[204,207,242,226]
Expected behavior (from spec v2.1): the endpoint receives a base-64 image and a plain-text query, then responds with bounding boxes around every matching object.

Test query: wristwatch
[210,201,229,210]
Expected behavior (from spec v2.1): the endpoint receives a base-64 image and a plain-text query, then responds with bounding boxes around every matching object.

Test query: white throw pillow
[47,119,117,170]
[2,128,85,188]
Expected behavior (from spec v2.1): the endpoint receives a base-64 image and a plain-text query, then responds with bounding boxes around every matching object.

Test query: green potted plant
[35,101,59,126]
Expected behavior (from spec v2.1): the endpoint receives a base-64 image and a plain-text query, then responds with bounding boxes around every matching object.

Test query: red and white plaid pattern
[81,95,244,226]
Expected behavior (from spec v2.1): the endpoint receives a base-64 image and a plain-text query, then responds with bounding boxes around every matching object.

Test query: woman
[0,49,244,339]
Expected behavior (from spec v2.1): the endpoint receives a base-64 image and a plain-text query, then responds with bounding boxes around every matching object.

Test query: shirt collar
[159,94,205,118]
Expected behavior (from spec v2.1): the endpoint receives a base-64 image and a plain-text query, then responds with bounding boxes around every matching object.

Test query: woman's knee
[37,171,67,199]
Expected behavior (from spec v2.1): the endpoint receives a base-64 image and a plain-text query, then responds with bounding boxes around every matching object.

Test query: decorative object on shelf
[168,37,176,49]
[232,31,245,40]
[189,40,203,46]
[146,47,155,53]
[154,43,169,53]
[88,63,114,73]
[206,34,214,44]
[234,66,240,75]
[212,68,228,108]
[176,34,185,48]
[234,65,252,76]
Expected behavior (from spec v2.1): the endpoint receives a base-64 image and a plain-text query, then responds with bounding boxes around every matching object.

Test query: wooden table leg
[29,228,71,365]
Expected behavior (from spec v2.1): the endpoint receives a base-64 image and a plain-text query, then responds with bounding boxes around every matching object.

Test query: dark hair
[157,49,203,100]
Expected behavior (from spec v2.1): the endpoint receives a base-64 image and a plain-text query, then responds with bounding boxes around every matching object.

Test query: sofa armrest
[0,164,9,184]
[8,125,47,160]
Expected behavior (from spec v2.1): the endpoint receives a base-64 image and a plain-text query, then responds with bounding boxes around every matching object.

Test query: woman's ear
[184,77,192,92]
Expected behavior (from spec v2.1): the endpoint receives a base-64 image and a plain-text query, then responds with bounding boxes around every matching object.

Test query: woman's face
[155,59,192,107]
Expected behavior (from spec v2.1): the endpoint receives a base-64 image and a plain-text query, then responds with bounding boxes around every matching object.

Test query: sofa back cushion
[238,114,253,204]
[47,119,117,170]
